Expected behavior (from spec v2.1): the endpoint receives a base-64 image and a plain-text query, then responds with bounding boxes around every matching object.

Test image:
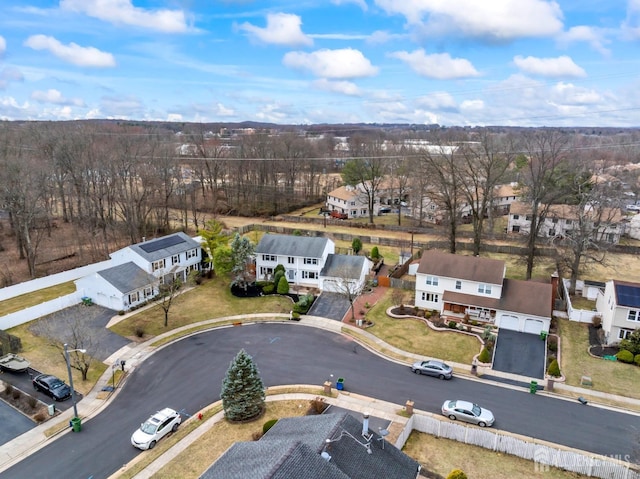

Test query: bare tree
[157,278,182,328]
[328,265,365,321]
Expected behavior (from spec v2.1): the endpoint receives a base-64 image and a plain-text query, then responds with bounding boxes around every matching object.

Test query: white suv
[131,407,182,450]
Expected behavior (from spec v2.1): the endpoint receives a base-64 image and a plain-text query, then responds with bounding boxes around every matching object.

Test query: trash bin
[529,380,538,394]
[336,378,345,391]
[540,331,548,340]
[47,404,55,416]
[71,416,82,432]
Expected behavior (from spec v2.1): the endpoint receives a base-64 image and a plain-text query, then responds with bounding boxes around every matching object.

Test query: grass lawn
[558,318,640,400]
[364,289,480,365]
[109,277,293,338]
[0,281,76,315]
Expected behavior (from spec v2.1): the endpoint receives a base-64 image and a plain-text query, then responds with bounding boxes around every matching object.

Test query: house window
[549,229,556,236]
[304,258,318,265]
[455,280,462,290]
[287,256,294,264]
[425,275,438,286]
[260,267,273,277]
[627,310,640,322]
[152,259,166,271]
[421,292,439,302]
[513,214,519,220]
[186,249,198,259]
[478,284,492,294]
[525,215,532,221]
[552,218,558,224]
[302,271,318,279]
[128,291,140,304]
[143,287,152,298]
[619,329,634,340]
[262,254,276,262]
[512,225,520,233]
[565,220,572,226]
[171,254,180,265]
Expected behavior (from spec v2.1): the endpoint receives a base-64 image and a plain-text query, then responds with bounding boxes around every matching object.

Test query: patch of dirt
[0,383,50,422]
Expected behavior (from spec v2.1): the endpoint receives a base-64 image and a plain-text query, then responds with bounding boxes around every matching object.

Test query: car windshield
[140,421,158,435]
[49,379,65,389]
[472,404,482,416]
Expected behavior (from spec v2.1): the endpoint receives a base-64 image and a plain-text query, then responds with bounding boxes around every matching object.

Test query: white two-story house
[415,250,552,334]
[255,234,335,289]
[595,280,640,345]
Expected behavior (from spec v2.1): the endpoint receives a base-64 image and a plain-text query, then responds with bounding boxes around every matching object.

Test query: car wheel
[448,414,456,421]
[412,369,420,374]
[172,423,179,432]
[438,374,445,380]
[148,440,156,450]
[478,422,486,427]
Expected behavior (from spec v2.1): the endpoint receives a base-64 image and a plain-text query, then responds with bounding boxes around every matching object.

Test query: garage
[499,314,520,331]
[524,318,544,335]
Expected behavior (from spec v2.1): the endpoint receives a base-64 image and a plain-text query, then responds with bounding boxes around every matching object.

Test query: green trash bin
[540,331,548,340]
[529,380,538,394]
[71,416,82,432]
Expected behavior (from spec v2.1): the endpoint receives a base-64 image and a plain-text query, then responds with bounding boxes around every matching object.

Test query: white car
[441,399,495,427]
[131,407,181,450]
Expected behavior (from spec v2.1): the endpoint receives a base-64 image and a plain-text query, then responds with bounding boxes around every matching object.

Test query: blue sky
[0,0,639,126]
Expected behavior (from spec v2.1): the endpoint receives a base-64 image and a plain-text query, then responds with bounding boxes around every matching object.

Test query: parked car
[411,359,453,379]
[330,210,348,219]
[441,399,494,427]
[32,374,72,401]
[131,407,182,450]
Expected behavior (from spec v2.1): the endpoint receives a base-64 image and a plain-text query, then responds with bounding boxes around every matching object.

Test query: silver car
[411,359,453,379]
[441,399,495,427]
[131,407,181,450]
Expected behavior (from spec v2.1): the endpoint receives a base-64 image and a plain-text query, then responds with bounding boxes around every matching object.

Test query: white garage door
[524,319,544,335]
[499,315,520,331]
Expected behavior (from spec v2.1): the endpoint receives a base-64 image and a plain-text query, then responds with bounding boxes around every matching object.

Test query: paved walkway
[1,311,640,477]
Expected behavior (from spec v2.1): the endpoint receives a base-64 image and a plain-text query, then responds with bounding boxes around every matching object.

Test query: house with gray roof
[320,254,372,294]
[595,279,640,345]
[415,250,552,334]
[75,262,159,311]
[199,412,421,479]
[255,234,335,289]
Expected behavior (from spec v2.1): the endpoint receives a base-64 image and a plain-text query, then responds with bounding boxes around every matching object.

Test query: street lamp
[64,343,86,419]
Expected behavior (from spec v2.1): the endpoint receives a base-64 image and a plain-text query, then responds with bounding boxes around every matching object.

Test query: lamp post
[64,343,86,419]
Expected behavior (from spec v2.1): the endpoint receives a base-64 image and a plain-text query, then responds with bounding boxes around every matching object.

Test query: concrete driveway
[307,292,351,321]
[492,329,546,379]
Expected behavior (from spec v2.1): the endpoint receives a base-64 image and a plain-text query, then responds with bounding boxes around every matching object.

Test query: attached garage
[523,319,544,335]
[499,314,520,331]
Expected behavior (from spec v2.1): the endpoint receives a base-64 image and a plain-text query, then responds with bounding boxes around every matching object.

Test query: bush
[478,347,491,363]
[262,284,275,294]
[276,276,289,294]
[592,316,602,328]
[27,395,38,409]
[263,419,278,434]
[34,411,47,423]
[309,397,328,414]
[135,326,145,338]
[447,469,468,479]
[616,349,634,364]
[3,383,14,396]
[547,358,561,377]
[252,431,263,441]
[448,320,457,329]
[370,246,380,259]
[274,264,285,274]
[12,388,21,400]
[635,354,640,367]
[352,237,363,254]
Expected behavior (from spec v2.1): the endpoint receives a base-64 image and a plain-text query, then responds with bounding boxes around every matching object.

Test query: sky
[0,0,639,127]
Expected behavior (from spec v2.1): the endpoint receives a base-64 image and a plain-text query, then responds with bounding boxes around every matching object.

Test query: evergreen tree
[221,349,265,422]
[277,275,289,294]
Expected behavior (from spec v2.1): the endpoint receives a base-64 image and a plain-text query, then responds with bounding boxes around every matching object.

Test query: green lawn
[0,281,76,315]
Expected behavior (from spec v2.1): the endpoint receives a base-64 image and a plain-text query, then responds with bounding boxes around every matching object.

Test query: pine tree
[221,349,265,422]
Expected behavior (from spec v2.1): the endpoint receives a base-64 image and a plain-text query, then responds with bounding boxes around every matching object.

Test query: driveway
[492,329,546,379]
[0,396,36,447]
[307,292,351,321]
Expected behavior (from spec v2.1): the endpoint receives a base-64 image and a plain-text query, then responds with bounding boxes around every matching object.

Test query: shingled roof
[321,254,368,280]
[256,234,330,258]
[127,232,200,262]
[417,250,505,285]
[97,262,157,294]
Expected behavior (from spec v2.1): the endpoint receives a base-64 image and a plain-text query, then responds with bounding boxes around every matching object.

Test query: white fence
[396,413,640,479]
[0,292,84,330]
[563,279,600,323]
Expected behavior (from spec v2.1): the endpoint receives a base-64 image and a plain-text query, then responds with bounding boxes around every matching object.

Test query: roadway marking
[269,337,280,344]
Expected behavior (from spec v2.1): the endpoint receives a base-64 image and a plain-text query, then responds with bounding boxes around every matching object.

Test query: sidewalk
[1,312,639,476]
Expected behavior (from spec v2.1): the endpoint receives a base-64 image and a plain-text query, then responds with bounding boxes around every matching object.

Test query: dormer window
[478,284,492,294]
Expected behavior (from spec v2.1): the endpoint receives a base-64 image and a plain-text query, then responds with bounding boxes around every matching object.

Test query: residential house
[109,232,202,284]
[199,412,421,479]
[320,254,372,294]
[325,177,410,219]
[415,250,552,334]
[491,183,520,215]
[75,262,159,311]
[326,185,369,219]
[507,201,626,244]
[595,280,640,345]
[255,234,335,289]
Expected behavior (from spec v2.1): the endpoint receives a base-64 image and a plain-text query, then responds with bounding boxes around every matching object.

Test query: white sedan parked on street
[441,399,495,427]
[131,407,181,450]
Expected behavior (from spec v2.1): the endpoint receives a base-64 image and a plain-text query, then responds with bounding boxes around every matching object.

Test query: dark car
[32,374,72,401]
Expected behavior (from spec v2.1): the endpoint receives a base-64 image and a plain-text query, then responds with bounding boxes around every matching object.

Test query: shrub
[447,469,468,479]
[118,310,125,316]
[448,320,457,329]
[3,383,14,396]
[262,419,278,434]
[273,271,284,288]
[309,397,328,414]
[478,347,491,363]
[619,329,640,355]
[34,411,47,423]
[252,431,263,441]
[548,336,558,352]
[616,349,634,364]
[547,359,561,377]
[424,311,432,319]
[274,264,285,274]
[262,284,275,294]
[635,354,640,367]
[12,388,21,400]
[276,276,289,294]
[135,326,145,338]
[352,237,363,254]
[27,395,38,409]
[370,246,380,259]
[470,320,478,326]
[592,315,602,328]
[291,312,301,320]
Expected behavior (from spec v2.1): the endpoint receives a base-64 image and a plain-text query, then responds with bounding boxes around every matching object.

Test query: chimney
[362,413,370,438]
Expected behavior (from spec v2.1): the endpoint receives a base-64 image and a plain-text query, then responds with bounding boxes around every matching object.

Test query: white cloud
[415,92,458,110]
[31,89,84,106]
[0,67,24,89]
[167,113,183,122]
[237,13,313,47]
[550,82,601,105]
[0,36,6,56]
[374,0,563,40]
[60,0,189,33]
[557,26,610,56]
[24,35,116,67]
[390,49,479,79]
[313,79,362,96]
[513,55,586,78]
[283,48,378,79]
[331,0,368,11]
[622,0,640,39]
[214,103,235,116]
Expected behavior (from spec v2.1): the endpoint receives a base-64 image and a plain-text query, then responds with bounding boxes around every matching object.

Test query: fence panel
[0,292,83,330]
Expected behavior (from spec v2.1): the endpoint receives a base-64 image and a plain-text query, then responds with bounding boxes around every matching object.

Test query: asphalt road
[2,323,639,479]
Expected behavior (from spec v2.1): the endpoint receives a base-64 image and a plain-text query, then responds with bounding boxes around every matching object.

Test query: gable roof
[256,234,330,258]
[498,279,552,317]
[199,412,420,479]
[417,250,505,285]
[127,232,200,262]
[613,280,640,308]
[97,262,157,294]
[321,254,369,280]
[328,185,358,201]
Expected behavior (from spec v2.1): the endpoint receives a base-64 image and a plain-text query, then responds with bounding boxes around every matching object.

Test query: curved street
[1,323,639,479]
